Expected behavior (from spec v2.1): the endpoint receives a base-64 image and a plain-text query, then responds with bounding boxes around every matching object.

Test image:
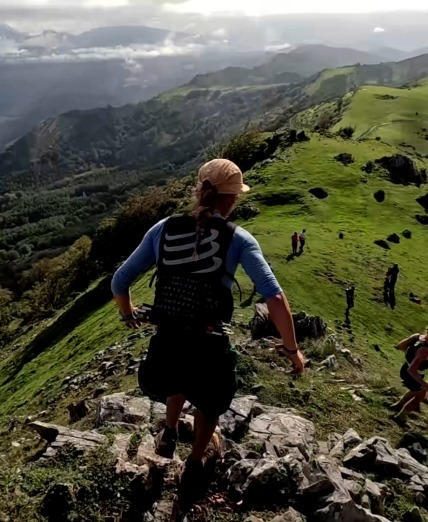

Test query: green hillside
[335,81,428,156]
[1,135,427,428]
[1,70,428,519]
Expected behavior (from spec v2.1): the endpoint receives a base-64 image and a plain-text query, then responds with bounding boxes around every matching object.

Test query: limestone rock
[29,421,106,458]
[319,355,339,371]
[343,429,362,449]
[96,393,151,427]
[375,154,426,186]
[245,516,264,522]
[313,499,391,522]
[228,456,296,507]
[220,396,258,440]
[270,508,306,521]
[248,410,316,461]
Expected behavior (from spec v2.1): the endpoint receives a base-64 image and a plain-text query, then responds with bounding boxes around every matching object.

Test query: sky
[165,0,428,15]
[1,0,427,33]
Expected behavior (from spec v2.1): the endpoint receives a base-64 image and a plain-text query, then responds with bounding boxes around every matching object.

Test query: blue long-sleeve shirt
[111,218,282,300]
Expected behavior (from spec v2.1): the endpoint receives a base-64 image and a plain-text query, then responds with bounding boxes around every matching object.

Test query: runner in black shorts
[391,329,428,421]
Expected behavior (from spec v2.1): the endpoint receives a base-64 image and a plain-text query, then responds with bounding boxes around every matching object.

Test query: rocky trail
[24,391,428,522]
[3,310,428,521]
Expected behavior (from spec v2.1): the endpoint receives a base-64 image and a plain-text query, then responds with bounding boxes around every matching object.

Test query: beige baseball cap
[197,159,250,195]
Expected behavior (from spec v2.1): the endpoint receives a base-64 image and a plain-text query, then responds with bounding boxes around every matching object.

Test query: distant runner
[345,285,355,317]
[291,232,299,255]
[385,263,400,294]
[391,329,428,421]
[299,229,307,253]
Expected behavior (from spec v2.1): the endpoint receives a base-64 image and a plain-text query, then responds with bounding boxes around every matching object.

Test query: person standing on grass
[391,329,428,422]
[299,229,307,253]
[111,159,305,516]
[291,232,299,255]
[345,285,355,317]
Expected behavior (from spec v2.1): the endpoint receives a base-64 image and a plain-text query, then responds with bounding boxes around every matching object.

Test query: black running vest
[151,214,237,325]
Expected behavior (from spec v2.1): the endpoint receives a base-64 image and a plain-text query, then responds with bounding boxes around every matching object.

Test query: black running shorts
[139,326,238,418]
[400,363,424,392]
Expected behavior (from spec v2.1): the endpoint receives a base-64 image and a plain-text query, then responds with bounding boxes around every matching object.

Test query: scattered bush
[334,153,355,165]
[338,126,356,139]
[387,233,400,244]
[374,239,390,250]
[374,190,385,203]
[402,229,412,239]
[309,188,329,200]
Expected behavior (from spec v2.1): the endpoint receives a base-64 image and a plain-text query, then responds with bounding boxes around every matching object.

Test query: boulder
[309,188,329,200]
[343,429,363,449]
[416,194,428,211]
[416,214,428,225]
[399,433,428,464]
[319,355,339,371]
[343,436,428,485]
[220,396,258,441]
[374,239,390,250]
[335,153,355,165]
[387,233,400,244]
[402,229,412,239]
[250,304,326,342]
[28,421,106,458]
[296,130,310,142]
[270,508,306,521]
[374,190,385,203]
[375,155,426,186]
[228,456,296,507]
[67,399,91,423]
[248,409,316,461]
[364,479,387,516]
[245,517,264,522]
[96,393,151,427]
[313,499,391,522]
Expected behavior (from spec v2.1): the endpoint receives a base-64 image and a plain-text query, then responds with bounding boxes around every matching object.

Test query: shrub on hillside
[91,179,192,271]
[206,129,282,173]
[338,126,356,139]
[21,236,93,319]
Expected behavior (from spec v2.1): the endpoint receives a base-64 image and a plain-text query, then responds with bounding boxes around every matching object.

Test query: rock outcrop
[375,155,426,186]
[27,391,428,521]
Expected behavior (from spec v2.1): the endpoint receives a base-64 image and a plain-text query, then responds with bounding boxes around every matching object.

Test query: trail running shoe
[155,427,178,459]
[177,432,222,511]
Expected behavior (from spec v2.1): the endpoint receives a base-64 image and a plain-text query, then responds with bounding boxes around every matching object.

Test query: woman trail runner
[111,159,305,516]
[391,329,428,421]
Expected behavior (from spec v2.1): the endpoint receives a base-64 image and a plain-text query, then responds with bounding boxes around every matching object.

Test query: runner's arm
[111,221,162,317]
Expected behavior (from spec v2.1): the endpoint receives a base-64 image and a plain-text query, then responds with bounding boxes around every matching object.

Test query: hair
[192,180,237,243]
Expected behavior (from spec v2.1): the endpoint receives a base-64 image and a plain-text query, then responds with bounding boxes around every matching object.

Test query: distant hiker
[345,285,355,317]
[391,329,428,421]
[291,232,299,255]
[299,229,307,253]
[385,263,400,293]
[111,159,304,517]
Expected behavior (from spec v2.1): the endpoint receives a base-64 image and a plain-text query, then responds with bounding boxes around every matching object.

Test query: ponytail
[193,180,218,241]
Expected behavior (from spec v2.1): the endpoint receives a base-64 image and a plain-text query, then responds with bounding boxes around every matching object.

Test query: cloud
[373,26,385,33]
[0,40,205,63]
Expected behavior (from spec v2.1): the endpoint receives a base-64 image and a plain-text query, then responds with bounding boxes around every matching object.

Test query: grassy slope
[335,82,428,155]
[1,134,427,445]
